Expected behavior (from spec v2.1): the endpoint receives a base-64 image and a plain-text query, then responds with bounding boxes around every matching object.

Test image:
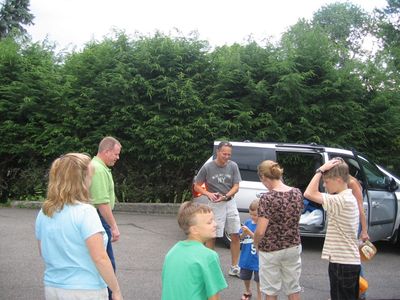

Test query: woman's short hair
[42,153,92,217]
[177,201,212,235]
[257,160,283,180]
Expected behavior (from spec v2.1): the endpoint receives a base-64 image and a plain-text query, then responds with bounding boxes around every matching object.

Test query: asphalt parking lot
[1,207,399,299]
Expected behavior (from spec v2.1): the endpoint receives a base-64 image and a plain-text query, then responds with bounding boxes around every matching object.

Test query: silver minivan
[193,141,400,246]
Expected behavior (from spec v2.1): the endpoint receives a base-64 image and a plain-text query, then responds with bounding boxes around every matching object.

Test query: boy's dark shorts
[328,262,361,300]
[240,268,259,282]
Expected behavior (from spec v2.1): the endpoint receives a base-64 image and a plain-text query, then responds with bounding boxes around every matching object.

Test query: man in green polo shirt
[90,136,122,300]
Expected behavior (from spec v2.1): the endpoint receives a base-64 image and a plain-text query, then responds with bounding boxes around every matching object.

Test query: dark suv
[193,141,400,245]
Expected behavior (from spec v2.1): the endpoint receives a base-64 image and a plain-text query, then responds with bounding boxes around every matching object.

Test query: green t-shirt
[161,240,227,300]
[89,156,115,209]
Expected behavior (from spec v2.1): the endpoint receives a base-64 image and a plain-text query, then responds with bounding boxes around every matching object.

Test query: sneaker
[228,265,240,277]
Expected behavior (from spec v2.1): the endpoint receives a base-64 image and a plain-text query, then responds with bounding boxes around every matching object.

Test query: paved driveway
[1,207,399,299]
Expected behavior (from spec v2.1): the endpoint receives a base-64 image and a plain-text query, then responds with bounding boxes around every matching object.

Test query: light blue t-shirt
[35,202,108,289]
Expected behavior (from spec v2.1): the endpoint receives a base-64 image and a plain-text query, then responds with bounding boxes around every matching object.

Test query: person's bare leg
[243,279,251,296]
[205,238,216,250]
[288,292,300,300]
[266,295,277,300]
[256,281,262,300]
[230,233,240,266]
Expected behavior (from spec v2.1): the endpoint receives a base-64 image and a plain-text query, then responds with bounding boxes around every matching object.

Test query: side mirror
[388,178,398,192]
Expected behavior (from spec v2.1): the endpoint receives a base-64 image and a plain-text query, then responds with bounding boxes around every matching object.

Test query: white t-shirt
[321,189,360,265]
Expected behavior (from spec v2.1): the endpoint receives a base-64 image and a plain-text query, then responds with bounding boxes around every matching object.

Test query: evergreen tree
[0,0,34,39]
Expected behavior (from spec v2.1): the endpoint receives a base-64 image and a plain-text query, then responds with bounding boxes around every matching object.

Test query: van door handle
[372,201,380,208]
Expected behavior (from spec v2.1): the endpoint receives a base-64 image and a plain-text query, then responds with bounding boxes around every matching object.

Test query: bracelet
[315,168,324,174]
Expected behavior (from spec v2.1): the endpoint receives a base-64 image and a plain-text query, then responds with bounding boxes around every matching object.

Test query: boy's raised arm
[305,159,341,204]
[304,171,324,205]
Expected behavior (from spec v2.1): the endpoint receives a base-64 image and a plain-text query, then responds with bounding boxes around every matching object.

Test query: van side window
[329,154,387,190]
[230,147,275,181]
[276,152,323,193]
[357,156,388,190]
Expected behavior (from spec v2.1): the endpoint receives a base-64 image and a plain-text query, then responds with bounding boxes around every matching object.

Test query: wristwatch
[225,195,232,201]
[315,168,324,174]
[222,195,232,201]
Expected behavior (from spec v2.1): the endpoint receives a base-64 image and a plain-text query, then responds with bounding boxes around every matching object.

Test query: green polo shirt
[90,156,115,209]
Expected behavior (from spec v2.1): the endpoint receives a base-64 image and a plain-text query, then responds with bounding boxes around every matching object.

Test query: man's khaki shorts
[208,199,241,237]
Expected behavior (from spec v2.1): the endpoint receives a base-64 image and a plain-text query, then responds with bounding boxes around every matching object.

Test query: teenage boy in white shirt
[304,158,361,300]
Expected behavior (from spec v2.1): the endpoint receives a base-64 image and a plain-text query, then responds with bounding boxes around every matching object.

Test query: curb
[10,201,181,215]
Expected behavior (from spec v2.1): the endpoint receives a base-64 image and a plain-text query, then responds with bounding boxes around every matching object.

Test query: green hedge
[1,29,399,203]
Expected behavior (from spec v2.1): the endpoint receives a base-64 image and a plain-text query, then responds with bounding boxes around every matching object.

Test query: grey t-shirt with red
[195,160,241,194]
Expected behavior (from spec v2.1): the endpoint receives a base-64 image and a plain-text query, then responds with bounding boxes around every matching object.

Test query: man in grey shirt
[194,141,242,277]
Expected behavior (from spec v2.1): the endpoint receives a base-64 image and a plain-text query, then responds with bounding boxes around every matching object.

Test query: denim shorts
[259,245,302,296]
[240,268,259,282]
[328,262,361,300]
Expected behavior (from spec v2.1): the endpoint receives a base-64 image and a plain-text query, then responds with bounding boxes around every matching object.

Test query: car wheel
[220,230,232,248]
[220,228,244,249]
[396,225,400,248]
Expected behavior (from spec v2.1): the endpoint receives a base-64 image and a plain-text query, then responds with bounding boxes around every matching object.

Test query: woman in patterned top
[254,160,304,300]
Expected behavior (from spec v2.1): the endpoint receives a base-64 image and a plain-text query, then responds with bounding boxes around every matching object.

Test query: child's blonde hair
[322,157,349,183]
[249,199,259,211]
[177,201,213,235]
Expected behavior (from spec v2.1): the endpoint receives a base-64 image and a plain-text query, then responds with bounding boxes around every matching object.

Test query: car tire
[220,229,244,249]
[220,230,232,249]
[396,225,400,248]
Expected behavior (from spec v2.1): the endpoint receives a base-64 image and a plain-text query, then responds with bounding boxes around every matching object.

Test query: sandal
[241,292,252,300]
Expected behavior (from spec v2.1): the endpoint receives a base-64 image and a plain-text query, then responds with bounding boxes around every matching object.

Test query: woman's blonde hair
[257,160,283,180]
[42,153,92,217]
[177,201,212,235]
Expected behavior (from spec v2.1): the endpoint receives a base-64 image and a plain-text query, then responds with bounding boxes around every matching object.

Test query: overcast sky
[27,0,387,51]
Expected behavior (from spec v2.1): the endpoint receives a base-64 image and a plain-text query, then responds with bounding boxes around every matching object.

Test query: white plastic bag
[300,209,323,225]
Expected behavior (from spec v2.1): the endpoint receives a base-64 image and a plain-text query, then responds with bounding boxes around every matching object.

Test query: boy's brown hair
[177,201,213,235]
[249,199,259,211]
[322,157,349,183]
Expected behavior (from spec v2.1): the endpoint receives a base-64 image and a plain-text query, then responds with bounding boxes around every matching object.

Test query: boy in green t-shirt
[161,201,228,300]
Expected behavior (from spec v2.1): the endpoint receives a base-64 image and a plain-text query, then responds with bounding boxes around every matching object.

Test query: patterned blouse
[258,188,303,252]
